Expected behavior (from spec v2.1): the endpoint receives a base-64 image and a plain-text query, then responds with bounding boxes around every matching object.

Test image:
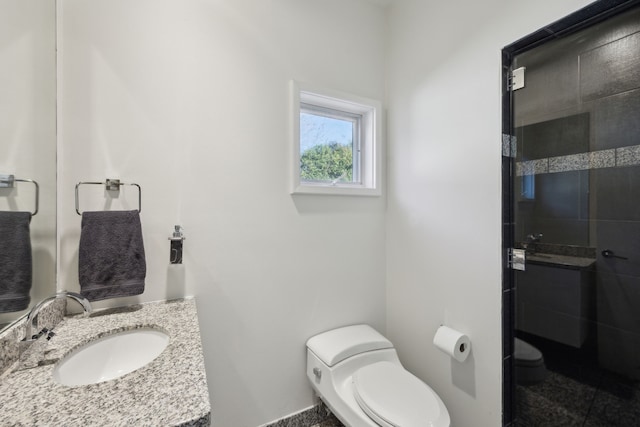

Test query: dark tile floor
[516,334,640,426]
[309,401,344,427]
[310,417,343,427]
[310,332,640,427]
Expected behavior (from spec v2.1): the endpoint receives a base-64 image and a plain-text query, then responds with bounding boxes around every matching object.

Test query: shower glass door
[507,5,640,425]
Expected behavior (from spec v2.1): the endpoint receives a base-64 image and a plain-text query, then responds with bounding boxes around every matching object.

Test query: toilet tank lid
[306,325,393,367]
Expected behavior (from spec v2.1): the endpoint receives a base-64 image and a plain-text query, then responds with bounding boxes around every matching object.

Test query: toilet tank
[306,324,393,367]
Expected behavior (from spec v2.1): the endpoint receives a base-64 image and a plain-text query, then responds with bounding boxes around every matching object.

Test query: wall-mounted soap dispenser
[169,225,185,264]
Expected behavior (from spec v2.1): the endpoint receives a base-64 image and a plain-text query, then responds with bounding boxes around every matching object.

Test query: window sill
[292,183,381,197]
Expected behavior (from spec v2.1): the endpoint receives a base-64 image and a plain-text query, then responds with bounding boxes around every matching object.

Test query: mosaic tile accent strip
[549,153,589,173]
[503,134,517,158]
[517,159,548,176]
[516,144,640,176]
[616,145,640,167]
[590,149,616,169]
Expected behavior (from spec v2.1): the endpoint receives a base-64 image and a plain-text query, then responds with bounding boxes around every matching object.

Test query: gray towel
[79,210,146,301]
[0,211,33,313]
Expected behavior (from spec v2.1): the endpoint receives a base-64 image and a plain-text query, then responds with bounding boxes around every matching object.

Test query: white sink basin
[53,327,169,386]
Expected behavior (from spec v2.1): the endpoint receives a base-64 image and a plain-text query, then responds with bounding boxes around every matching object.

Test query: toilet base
[307,348,399,427]
[514,338,547,386]
[515,362,548,386]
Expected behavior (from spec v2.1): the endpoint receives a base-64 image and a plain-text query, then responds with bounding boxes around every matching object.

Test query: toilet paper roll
[433,326,471,362]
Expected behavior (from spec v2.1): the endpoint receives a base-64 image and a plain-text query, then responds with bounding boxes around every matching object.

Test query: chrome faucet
[523,233,543,253]
[23,291,92,342]
[526,233,543,243]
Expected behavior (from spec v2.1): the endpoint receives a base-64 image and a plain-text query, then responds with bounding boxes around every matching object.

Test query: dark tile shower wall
[588,11,640,381]
[581,31,640,102]
[504,2,640,425]
[515,114,591,247]
[594,165,640,379]
[517,114,590,160]
[593,89,640,151]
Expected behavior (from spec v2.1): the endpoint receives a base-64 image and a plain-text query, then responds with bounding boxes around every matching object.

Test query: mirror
[0,0,56,329]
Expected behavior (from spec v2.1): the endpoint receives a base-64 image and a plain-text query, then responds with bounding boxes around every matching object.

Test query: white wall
[385,0,593,426]
[0,0,56,324]
[54,0,610,425]
[57,1,387,426]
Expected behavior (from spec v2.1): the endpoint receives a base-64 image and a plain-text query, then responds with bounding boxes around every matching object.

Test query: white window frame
[290,80,382,196]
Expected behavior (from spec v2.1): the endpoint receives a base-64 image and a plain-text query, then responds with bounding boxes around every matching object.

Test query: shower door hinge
[511,67,526,91]
[509,248,526,271]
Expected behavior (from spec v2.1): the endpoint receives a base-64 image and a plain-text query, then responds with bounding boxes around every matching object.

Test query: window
[290,81,382,196]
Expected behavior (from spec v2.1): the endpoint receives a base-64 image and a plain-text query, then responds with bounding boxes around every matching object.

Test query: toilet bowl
[514,338,547,385]
[306,324,450,427]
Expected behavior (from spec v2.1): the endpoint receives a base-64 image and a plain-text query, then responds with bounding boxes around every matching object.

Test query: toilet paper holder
[433,325,471,363]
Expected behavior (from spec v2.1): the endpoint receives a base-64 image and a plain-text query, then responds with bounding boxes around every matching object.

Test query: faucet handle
[526,233,543,242]
[29,327,50,341]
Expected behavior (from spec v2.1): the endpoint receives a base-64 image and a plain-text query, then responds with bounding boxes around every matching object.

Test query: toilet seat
[352,361,449,427]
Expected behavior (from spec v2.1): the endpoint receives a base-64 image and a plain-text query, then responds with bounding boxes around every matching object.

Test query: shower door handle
[601,249,628,260]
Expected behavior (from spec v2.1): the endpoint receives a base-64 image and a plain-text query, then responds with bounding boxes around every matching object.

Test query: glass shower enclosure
[504,4,640,426]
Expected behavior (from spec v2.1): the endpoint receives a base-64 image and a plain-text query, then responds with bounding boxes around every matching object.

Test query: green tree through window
[300,142,353,182]
[292,82,380,195]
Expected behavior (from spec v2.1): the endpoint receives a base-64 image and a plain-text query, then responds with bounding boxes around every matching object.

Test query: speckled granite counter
[0,298,210,426]
[527,253,596,270]
[518,243,597,271]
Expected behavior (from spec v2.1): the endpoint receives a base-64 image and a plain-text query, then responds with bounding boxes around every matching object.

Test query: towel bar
[75,179,141,215]
[0,174,40,216]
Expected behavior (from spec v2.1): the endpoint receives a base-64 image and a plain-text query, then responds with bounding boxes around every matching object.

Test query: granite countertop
[0,298,210,426]
[527,253,596,270]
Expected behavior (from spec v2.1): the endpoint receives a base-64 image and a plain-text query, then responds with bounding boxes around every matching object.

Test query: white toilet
[306,324,450,427]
